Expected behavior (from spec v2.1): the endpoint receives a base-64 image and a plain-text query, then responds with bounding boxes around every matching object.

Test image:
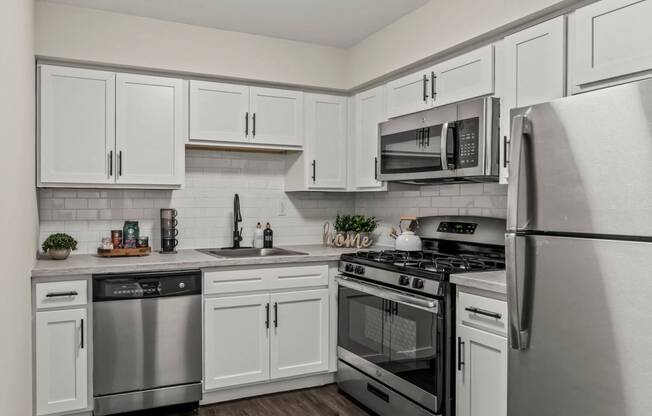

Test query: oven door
[337,276,444,413]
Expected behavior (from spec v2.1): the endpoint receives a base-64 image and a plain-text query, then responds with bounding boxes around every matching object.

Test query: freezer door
[507,234,652,415]
[507,78,652,236]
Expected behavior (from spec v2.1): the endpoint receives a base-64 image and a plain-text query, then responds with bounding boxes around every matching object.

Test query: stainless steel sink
[197,247,309,258]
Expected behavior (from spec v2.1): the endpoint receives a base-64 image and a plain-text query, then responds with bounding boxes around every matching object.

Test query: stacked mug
[160,209,179,254]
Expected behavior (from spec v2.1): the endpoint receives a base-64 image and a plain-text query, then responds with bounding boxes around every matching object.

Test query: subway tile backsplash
[38,149,507,254]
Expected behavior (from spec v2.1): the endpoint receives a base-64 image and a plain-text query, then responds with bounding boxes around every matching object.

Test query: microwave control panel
[455,117,479,168]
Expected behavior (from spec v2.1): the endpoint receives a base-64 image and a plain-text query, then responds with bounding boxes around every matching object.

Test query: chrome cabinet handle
[422,74,429,102]
[507,114,531,230]
[465,306,502,319]
[45,291,78,297]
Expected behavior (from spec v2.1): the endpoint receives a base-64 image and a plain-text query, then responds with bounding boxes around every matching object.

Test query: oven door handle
[336,275,439,313]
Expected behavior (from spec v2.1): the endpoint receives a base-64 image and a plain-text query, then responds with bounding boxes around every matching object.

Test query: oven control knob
[344,263,354,273]
[412,278,424,289]
[398,275,410,286]
[355,265,365,275]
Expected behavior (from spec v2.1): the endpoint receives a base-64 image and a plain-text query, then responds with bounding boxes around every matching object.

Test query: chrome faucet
[232,194,243,248]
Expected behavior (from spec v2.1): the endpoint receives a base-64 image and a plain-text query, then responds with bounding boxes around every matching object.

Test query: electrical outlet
[278,200,287,216]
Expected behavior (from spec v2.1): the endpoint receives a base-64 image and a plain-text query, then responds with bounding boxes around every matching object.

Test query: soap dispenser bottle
[263,223,273,248]
[253,223,264,248]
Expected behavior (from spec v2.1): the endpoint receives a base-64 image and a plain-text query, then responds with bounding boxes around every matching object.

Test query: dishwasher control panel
[93,270,201,301]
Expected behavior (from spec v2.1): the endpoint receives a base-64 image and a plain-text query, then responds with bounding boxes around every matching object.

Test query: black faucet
[232,194,243,248]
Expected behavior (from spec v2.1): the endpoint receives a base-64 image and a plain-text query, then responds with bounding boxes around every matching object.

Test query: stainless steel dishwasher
[92,270,202,415]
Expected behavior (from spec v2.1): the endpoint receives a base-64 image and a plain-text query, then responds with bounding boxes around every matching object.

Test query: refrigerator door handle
[507,114,531,231]
[506,233,531,350]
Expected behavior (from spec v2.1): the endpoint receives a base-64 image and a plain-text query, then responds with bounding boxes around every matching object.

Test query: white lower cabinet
[204,286,330,392]
[270,289,329,379]
[204,294,270,390]
[456,325,508,416]
[35,308,88,416]
[456,290,508,416]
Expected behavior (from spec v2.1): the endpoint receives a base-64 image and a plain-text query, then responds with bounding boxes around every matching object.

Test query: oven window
[379,124,451,175]
[338,286,442,398]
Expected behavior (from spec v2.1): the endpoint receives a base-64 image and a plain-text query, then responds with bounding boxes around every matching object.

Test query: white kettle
[391,216,423,251]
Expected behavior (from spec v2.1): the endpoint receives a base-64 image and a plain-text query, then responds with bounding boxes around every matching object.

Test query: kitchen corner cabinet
[499,16,566,183]
[188,80,303,148]
[385,45,494,119]
[350,86,387,191]
[38,65,184,188]
[456,289,508,416]
[285,93,347,191]
[573,0,652,92]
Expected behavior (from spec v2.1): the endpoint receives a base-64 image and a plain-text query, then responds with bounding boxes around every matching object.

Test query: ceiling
[44,0,431,48]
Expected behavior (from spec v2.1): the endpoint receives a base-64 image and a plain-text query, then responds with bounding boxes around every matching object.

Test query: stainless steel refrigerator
[506,78,652,416]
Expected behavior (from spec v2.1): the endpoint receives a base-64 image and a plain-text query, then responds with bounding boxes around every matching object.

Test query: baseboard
[200,372,336,405]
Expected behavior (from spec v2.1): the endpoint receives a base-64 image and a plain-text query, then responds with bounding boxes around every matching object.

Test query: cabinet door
[188,80,249,143]
[456,325,507,416]
[115,73,184,186]
[35,308,88,416]
[353,86,386,190]
[434,45,495,107]
[39,65,115,185]
[385,70,431,118]
[575,0,652,87]
[270,289,329,379]
[501,17,566,183]
[305,94,348,189]
[249,87,303,147]
[204,294,270,390]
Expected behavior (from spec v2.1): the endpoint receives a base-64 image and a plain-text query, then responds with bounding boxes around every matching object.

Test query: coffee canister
[123,221,139,248]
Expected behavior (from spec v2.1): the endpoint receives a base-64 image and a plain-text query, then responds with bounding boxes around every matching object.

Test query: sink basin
[197,247,309,258]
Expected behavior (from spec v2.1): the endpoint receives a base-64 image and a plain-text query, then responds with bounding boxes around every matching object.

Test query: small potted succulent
[42,233,78,260]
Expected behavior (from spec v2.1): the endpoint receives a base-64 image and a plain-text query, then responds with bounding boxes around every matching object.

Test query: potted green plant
[42,233,78,260]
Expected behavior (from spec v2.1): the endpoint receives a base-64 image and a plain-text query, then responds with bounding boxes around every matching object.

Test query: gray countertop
[450,270,507,295]
[32,244,363,278]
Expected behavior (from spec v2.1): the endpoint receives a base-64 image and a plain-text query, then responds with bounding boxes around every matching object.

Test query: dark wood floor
[124,384,373,416]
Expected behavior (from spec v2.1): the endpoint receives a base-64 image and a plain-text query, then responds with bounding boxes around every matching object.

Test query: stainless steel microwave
[377,97,500,184]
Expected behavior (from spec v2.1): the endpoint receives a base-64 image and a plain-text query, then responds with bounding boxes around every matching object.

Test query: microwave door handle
[507,114,531,231]
[506,233,532,350]
[440,122,449,170]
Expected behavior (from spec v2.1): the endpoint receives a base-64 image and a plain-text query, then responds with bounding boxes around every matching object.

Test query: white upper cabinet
[188,82,303,148]
[188,80,249,143]
[500,16,566,183]
[39,65,115,186]
[385,45,495,119]
[351,86,386,190]
[204,294,270,390]
[115,73,184,186]
[35,308,88,416]
[270,289,329,379]
[574,0,652,90]
[432,45,495,107]
[304,93,348,189]
[386,71,432,118]
[249,87,304,147]
[38,65,184,188]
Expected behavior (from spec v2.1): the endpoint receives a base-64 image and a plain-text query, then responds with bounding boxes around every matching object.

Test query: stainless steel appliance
[92,270,202,415]
[377,97,500,184]
[336,216,506,416]
[507,78,652,416]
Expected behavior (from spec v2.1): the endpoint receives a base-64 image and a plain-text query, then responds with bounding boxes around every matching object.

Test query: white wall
[35,1,348,90]
[345,0,579,88]
[0,0,37,414]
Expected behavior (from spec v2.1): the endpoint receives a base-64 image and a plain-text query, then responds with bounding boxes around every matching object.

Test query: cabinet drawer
[35,280,88,310]
[457,291,508,336]
[204,264,329,295]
